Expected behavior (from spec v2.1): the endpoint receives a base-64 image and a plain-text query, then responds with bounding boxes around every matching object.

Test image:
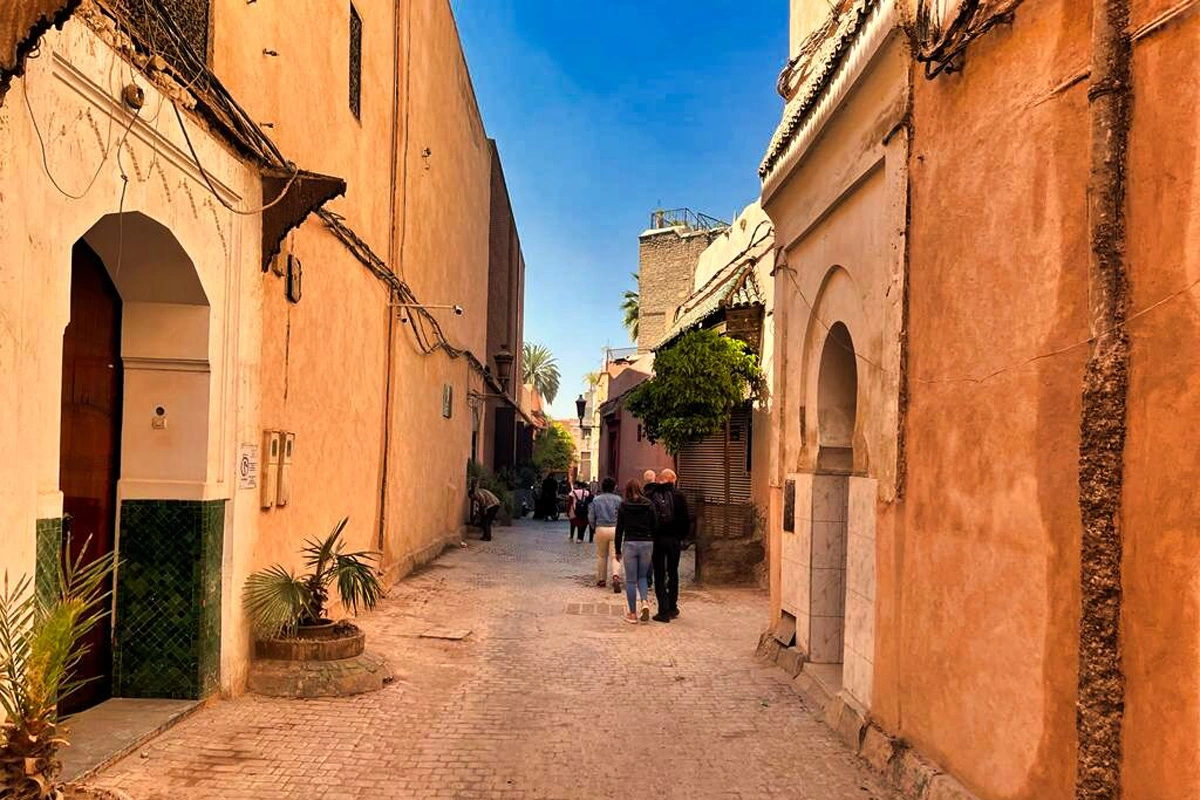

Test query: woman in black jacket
[614,478,658,623]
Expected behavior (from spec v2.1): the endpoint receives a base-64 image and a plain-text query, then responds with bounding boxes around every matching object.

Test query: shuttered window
[349,4,362,119]
[676,407,753,503]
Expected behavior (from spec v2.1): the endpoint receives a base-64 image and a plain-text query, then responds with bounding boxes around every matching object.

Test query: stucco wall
[0,14,264,690]
[1120,4,1200,796]
[893,2,1200,798]
[897,4,1089,795]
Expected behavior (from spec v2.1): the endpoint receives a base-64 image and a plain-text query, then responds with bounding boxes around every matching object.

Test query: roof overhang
[0,0,81,103]
[261,167,347,270]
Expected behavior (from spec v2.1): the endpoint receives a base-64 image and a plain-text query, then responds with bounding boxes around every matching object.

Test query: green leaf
[627,329,767,454]
[243,566,311,638]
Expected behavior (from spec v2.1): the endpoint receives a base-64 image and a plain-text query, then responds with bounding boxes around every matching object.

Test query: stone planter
[249,621,392,698]
[253,622,365,662]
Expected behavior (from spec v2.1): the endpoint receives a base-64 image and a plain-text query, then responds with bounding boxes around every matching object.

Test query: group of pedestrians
[588,469,690,625]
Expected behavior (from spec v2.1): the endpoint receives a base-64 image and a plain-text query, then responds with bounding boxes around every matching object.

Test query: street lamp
[493,345,514,394]
[575,394,593,439]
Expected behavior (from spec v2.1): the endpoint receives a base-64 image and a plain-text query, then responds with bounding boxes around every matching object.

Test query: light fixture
[493,346,514,393]
[576,394,590,436]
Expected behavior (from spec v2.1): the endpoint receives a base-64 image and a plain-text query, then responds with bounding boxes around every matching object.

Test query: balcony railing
[648,208,729,232]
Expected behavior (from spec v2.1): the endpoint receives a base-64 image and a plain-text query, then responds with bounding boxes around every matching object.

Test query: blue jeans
[622,540,654,613]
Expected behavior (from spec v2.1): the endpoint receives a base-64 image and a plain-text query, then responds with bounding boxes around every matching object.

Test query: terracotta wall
[1120,2,1200,796]
[892,1,1200,797]
[212,0,495,591]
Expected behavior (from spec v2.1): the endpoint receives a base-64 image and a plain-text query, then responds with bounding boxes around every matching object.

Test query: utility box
[276,432,295,506]
[262,431,281,509]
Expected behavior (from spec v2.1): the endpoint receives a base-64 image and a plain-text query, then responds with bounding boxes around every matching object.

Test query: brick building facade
[636,224,719,351]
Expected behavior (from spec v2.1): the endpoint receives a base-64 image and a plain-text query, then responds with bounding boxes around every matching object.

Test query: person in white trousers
[588,477,623,592]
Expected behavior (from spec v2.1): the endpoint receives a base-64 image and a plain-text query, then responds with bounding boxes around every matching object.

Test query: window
[636,424,643,442]
[349,4,363,119]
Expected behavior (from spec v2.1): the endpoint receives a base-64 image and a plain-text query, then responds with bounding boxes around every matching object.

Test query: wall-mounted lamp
[493,345,513,393]
[468,345,516,404]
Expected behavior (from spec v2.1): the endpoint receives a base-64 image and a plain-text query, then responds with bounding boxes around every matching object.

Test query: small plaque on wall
[442,384,453,419]
[238,443,259,490]
[783,478,796,533]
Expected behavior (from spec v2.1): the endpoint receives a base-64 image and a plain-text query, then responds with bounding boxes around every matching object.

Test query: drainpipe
[1076,0,1132,797]
[378,0,405,552]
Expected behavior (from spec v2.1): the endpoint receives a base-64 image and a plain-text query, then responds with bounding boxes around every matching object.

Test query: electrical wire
[171,102,298,215]
[22,49,142,201]
[778,260,1200,387]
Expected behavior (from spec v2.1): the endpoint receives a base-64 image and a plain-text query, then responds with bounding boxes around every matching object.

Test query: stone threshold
[757,633,980,800]
[63,697,211,784]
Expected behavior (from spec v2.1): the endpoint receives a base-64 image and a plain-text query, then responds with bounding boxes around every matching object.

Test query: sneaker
[624,612,639,625]
[640,603,651,623]
[612,579,622,594]
[596,580,606,588]
[669,608,680,619]
[651,612,670,623]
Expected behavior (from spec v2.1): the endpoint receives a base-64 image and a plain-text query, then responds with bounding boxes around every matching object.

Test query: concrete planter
[253,622,366,662]
[249,622,391,698]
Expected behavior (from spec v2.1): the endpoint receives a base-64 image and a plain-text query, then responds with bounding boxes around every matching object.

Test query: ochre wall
[1120,4,1200,796]
[212,0,496,616]
[379,0,490,576]
[897,2,1089,797]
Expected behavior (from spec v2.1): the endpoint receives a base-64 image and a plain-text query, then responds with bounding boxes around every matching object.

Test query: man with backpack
[646,468,689,623]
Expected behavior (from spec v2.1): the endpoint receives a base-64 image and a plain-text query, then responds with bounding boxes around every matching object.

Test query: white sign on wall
[238,443,259,489]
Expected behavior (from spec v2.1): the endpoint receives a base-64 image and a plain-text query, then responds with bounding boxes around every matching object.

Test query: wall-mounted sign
[442,384,454,419]
[238,443,259,490]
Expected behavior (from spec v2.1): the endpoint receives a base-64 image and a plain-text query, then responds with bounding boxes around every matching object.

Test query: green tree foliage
[627,329,766,454]
[522,342,561,405]
[532,421,576,475]
[621,273,639,342]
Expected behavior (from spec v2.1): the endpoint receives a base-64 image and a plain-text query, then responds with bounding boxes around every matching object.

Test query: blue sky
[451,1,788,418]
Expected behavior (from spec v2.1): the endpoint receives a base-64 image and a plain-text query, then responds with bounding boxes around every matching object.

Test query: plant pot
[254,622,365,661]
[297,619,341,640]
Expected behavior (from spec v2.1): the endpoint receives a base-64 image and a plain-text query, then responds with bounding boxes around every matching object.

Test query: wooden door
[59,241,122,714]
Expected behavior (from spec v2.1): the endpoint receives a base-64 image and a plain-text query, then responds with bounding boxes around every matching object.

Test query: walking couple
[592,469,689,625]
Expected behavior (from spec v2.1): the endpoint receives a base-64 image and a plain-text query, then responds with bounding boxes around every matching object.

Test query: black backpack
[648,486,675,530]
[573,491,592,520]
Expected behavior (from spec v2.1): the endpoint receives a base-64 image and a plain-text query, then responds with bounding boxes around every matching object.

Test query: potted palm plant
[0,544,116,800]
[243,518,382,662]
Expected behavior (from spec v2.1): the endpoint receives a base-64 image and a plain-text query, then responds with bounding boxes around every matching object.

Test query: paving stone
[84,519,895,800]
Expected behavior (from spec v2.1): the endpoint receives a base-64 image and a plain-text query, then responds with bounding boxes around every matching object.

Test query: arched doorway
[808,322,857,669]
[59,212,220,707]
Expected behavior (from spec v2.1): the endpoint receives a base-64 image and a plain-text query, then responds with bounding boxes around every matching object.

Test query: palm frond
[330,551,382,616]
[621,277,639,342]
[522,342,561,404]
[302,517,349,578]
[243,565,312,638]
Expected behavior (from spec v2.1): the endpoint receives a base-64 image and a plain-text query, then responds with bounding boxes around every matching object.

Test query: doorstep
[61,697,204,783]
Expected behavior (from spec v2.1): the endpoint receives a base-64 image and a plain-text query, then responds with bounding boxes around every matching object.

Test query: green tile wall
[35,518,62,607]
[114,500,224,700]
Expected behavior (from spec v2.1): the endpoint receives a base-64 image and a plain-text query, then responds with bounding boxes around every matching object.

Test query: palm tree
[522,342,561,405]
[621,273,639,342]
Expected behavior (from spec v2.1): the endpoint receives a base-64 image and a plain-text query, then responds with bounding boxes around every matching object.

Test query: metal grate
[349,3,362,119]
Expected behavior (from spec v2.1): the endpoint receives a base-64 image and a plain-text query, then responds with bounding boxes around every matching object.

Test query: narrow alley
[87,520,892,800]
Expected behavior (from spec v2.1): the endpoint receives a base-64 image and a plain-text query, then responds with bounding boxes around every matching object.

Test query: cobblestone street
[89,519,893,800]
